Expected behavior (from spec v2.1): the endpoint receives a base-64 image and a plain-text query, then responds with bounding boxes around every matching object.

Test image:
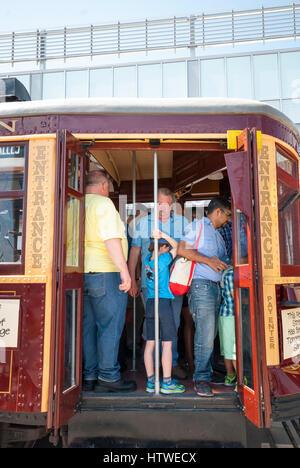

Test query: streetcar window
[0,143,26,265]
[68,150,81,191]
[277,149,300,268]
[66,196,80,267]
[235,209,249,265]
[0,144,25,191]
[239,287,254,390]
[278,183,300,266]
[64,289,79,391]
[276,150,298,178]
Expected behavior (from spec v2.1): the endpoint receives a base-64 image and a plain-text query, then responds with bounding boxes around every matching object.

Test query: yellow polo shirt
[84,194,128,273]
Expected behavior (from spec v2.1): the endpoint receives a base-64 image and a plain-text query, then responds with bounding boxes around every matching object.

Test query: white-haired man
[128,187,188,380]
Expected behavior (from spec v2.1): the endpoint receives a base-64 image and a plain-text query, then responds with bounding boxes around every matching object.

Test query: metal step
[281,419,300,448]
[80,391,240,412]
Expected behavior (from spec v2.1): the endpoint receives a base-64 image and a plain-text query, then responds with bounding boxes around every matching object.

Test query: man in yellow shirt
[83,170,136,393]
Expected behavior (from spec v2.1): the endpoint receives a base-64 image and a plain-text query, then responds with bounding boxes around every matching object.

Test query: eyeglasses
[222,209,232,218]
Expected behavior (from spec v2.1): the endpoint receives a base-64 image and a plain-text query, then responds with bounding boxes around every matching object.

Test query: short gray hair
[85,170,109,187]
[158,187,176,204]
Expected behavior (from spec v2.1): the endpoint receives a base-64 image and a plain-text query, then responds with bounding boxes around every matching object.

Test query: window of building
[227,56,252,99]
[280,51,300,99]
[138,64,161,98]
[30,73,42,100]
[253,54,279,100]
[163,62,186,98]
[66,70,88,98]
[114,66,137,97]
[200,58,225,97]
[282,99,300,125]
[43,72,65,99]
[89,68,113,97]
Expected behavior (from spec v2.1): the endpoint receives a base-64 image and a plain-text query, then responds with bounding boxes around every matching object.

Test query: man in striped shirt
[178,197,232,397]
[218,266,236,387]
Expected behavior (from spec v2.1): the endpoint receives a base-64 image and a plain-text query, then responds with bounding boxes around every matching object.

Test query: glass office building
[0,4,299,133]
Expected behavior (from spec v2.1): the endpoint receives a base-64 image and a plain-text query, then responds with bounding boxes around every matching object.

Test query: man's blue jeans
[188,279,221,382]
[82,272,128,382]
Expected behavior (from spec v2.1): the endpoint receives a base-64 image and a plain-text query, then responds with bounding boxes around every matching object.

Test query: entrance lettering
[0,120,18,133]
[31,146,46,269]
[258,145,273,270]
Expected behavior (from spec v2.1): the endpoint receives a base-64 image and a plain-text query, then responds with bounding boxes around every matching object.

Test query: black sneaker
[172,365,188,380]
[82,379,97,391]
[194,380,214,397]
[210,373,226,385]
[94,378,137,393]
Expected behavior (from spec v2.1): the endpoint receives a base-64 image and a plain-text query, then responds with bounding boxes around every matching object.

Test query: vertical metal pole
[71,290,76,387]
[131,151,136,372]
[153,150,160,395]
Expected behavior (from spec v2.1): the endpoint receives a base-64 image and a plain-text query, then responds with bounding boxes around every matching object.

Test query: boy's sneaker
[224,373,237,386]
[146,380,155,393]
[160,379,185,394]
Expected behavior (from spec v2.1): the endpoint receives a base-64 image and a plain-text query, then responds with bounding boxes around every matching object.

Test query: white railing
[0,3,300,64]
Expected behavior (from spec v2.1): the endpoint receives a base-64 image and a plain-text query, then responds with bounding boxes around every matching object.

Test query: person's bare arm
[177,240,227,273]
[152,229,178,258]
[104,238,131,292]
[128,245,141,297]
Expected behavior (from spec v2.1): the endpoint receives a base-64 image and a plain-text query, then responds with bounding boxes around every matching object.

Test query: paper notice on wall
[294,287,300,302]
[281,308,300,361]
[0,299,20,349]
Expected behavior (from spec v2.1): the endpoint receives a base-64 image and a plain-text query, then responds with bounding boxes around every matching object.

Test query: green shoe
[146,380,155,393]
[224,373,237,386]
[160,379,185,394]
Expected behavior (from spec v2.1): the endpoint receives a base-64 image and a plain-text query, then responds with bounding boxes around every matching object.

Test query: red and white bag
[169,221,203,295]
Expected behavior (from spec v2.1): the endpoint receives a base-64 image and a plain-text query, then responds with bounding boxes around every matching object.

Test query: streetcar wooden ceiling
[89,149,173,183]
[88,147,226,193]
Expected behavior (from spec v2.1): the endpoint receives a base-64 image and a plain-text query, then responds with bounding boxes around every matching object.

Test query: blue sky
[0,0,294,32]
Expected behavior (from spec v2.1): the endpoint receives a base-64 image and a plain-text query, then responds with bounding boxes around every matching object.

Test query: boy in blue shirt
[144,229,185,394]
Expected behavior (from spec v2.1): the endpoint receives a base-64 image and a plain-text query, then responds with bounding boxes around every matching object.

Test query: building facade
[0,3,299,133]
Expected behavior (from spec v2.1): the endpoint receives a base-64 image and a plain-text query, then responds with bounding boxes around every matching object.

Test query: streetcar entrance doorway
[52,130,265,434]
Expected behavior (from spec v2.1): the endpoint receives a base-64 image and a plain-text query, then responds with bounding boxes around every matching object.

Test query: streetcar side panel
[0,137,57,417]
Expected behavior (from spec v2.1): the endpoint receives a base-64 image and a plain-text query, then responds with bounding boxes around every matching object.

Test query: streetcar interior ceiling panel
[87,145,228,201]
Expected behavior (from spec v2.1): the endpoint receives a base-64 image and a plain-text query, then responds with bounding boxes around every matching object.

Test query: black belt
[193,278,220,284]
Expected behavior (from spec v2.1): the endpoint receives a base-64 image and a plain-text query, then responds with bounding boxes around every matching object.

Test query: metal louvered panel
[0,3,299,64]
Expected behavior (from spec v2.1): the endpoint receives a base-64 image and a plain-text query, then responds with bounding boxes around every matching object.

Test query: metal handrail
[0,3,299,64]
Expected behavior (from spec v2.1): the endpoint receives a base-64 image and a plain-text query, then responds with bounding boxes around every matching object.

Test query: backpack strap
[194,219,203,251]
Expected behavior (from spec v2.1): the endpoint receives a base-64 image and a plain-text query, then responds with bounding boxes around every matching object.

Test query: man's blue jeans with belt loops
[82,272,128,383]
[188,278,221,382]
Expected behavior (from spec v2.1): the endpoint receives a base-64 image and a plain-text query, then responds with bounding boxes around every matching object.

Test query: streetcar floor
[82,352,236,398]
[121,366,235,396]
